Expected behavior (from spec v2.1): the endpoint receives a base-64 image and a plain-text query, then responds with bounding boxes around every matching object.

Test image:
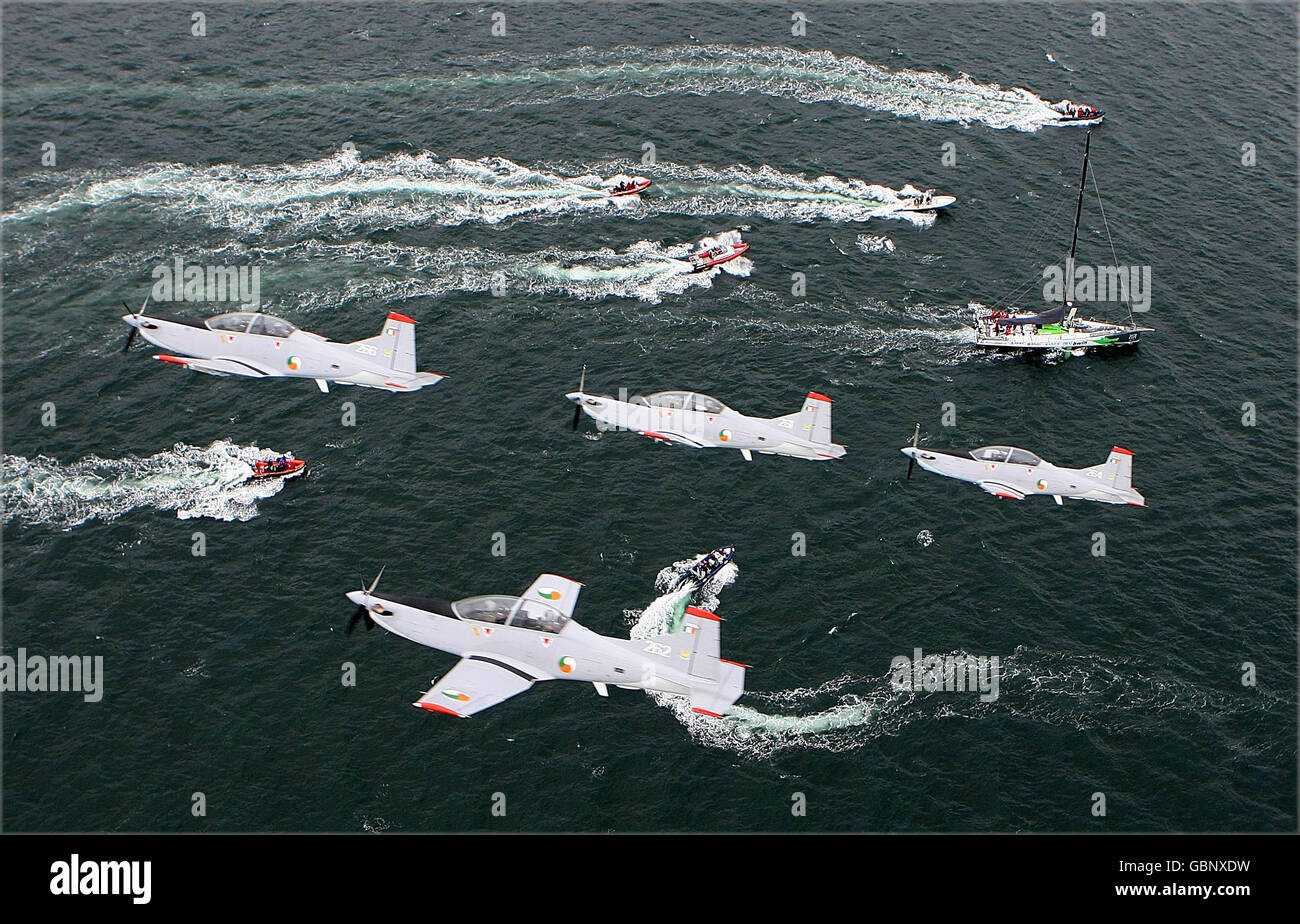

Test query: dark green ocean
[2,2,1295,831]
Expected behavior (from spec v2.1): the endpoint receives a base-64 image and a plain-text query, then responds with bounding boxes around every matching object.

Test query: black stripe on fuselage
[382,594,456,617]
[468,655,539,683]
[150,314,209,329]
[218,358,272,376]
[923,448,976,460]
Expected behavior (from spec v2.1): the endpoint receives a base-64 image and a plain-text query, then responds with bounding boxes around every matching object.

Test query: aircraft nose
[564,391,583,404]
[122,314,140,327]
[901,446,918,459]
[345,590,364,606]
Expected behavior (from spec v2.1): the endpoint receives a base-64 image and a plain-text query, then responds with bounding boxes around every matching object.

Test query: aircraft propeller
[571,363,587,430]
[120,296,149,354]
[346,566,386,635]
[907,423,920,480]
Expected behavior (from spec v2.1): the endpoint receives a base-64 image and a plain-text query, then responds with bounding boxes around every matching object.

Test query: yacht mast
[1064,130,1091,324]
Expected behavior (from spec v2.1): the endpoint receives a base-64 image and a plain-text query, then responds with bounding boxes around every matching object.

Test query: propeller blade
[121,300,147,353]
[907,457,915,480]
[346,604,370,636]
[571,403,582,430]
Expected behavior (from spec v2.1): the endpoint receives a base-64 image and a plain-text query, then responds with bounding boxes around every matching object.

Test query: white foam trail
[623,555,1268,757]
[2,440,298,528]
[7,44,1069,132]
[857,234,897,254]
[469,45,1066,130]
[3,153,942,232]
[250,236,744,307]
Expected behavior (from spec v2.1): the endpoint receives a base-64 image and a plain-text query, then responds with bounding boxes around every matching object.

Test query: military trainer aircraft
[345,570,747,719]
[566,370,846,461]
[901,425,1145,506]
[120,299,445,393]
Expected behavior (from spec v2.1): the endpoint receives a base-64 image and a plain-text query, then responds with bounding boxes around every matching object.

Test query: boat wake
[2,440,297,528]
[625,555,1283,758]
[460,45,1066,130]
[6,44,1066,132]
[856,234,897,255]
[4,151,942,236]
[262,236,747,307]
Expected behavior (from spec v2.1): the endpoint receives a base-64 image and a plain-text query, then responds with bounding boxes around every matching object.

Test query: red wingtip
[691,708,724,718]
[413,701,464,717]
[1111,446,1133,456]
[806,391,832,403]
[387,312,416,324]
[718,658,749,668]
[684,605,720,621]
[153,354,189,366]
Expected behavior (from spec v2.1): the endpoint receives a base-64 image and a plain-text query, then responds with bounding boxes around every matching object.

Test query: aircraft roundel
[558,656,576,674]
[1036,479,1048,490]
[718,428,731,442]
[538,588,562,601]
[443,690,471,702]
[286,355,302,371]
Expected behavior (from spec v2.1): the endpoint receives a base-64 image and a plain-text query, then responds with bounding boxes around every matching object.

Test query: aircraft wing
[634,429,706,448]
[413,656,537,718]
[977,481,1026,500]
[518,573,583,621]
[153,354,270,378]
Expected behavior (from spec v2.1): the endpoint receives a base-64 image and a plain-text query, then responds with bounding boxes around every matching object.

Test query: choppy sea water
[2,3,1295,831]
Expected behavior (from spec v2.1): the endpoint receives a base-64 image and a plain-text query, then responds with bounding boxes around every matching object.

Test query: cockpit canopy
[451,595,570,634]
[205,312,298,338]
[974,446,1041,466]
[641,391,727,414]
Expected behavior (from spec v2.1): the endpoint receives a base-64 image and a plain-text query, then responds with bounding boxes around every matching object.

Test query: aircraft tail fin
[1086,446,1134,491]
[351,312,417,374]
[776,391,835,445]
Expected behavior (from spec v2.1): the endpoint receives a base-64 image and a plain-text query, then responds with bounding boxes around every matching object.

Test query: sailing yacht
[973,132,1153,354]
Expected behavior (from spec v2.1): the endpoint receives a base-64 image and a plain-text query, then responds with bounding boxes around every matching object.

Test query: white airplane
[567,371,846,461]
[346,571,747,719]
[121,301,445,393]
[902,426,1146,506]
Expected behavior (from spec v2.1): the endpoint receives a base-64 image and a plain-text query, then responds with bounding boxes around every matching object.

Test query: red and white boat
[251,458,306,480]
[687,237,750,272]
[602,174,651,197]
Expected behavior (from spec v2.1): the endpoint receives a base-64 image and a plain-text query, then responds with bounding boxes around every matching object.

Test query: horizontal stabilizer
[689,661,746,718]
